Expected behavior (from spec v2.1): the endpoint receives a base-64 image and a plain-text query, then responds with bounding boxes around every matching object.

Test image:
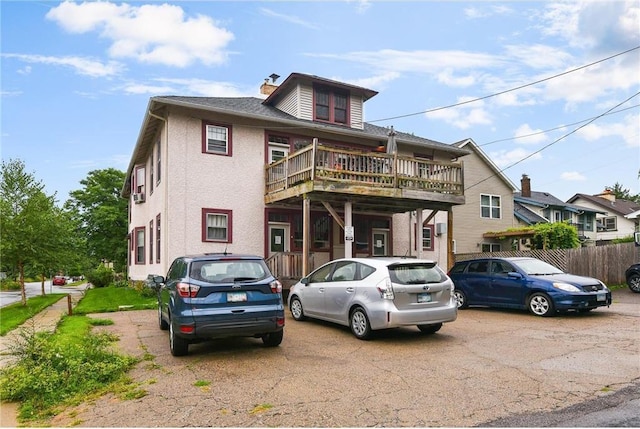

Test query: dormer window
[314,87,349,125]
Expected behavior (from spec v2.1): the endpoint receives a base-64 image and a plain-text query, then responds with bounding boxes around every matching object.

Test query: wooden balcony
[265,140,465,213]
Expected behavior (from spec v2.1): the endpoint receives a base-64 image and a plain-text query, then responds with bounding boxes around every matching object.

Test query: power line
[365,45,640,125]
[465,91,640,192]
[478,104,640,147]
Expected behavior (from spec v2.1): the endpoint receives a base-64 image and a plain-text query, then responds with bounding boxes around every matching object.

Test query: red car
[52,275,66,286]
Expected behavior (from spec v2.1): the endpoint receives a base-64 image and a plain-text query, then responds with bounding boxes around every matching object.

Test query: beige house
[567,190,640,244]
[123,72,482,282]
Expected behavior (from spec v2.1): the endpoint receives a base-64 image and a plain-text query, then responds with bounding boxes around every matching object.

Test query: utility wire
[365,45,640,125]
[465,91,640,192]
[478,104,640,147]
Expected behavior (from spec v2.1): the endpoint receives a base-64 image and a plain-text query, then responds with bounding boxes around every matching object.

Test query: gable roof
[567,193,640,217]
[452,138,517,191]
[514,201,548,225]
[263,72,379,105]
[515,190,603,214]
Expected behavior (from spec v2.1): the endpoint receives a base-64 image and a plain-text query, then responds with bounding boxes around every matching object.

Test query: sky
[1,0,639,205]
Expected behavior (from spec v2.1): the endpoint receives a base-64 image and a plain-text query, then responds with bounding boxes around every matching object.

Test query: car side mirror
[507,272,523,279]
[145,274,165,290]
[301,277,310,286]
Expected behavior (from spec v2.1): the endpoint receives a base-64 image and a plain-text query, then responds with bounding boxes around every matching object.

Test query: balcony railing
[265,142,464,196]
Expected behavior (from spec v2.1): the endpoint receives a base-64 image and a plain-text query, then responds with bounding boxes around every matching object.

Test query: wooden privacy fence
[455,242,639,285]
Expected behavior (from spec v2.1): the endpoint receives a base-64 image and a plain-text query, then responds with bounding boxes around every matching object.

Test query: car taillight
[376,278,394,300]
[270,279,282,294]
[177,282,199,298]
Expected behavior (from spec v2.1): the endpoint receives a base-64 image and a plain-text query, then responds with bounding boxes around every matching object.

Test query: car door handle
[318,287,325,293]
[231,309,245,313]
[346,287,355,293]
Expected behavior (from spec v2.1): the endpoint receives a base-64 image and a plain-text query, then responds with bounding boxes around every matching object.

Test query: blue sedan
[447,257,611,316]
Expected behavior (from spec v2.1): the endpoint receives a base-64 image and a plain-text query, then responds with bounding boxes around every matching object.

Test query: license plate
[227,292,247,302]
[417,293,432,303]
[596,293,606,302]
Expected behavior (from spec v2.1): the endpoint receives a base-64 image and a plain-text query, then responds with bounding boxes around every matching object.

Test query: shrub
[0,278,21,291]
[85,265,114,288]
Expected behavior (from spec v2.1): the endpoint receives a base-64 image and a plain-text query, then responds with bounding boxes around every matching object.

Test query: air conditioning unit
[435,222,447,236]
[133,192,145,203]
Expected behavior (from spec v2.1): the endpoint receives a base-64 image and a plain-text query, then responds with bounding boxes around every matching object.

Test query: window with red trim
[134,226,145,265]
[156,213,161,263]
[202,208,232,242]
[314,87,349,125]
[202,121,232,156]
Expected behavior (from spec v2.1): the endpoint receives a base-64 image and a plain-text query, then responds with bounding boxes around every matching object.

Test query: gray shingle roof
[567,193,640,216]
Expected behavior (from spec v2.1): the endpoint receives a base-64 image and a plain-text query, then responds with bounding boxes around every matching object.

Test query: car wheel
[528,293,555,317]
[417,323,442,334]
[289,296,306,321]
[158,306,169,331]
[261,330,283,347]
[169,319,189,356]
[627,273,640,293]
[453,290,468,309]
[349,307,372,340]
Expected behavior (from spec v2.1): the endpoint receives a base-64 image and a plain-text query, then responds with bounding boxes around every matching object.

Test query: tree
[607,182,640,203]
[65,168,128,272]
[0,159,73,304]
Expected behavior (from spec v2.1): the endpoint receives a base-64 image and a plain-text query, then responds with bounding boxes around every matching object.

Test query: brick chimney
[596,188,616,202]
[521,174,531,198]
[260,73,280,96]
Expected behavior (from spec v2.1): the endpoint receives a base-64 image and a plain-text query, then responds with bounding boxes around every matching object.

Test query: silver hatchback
[288,257,457,339]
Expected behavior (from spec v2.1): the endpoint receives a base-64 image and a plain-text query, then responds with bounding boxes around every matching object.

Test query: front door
[269,223,289,256]
[372,229,388,256]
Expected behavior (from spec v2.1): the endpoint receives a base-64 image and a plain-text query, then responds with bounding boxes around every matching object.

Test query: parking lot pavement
[41,288,639,428]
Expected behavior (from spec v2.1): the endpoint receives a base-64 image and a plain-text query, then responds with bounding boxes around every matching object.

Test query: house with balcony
[567,189,640,244]
[122,72,474,283]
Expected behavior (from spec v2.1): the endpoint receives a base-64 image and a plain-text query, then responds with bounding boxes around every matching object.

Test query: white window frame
[604,216,617,231]
[203,122,231,155]
[480,194,501,219]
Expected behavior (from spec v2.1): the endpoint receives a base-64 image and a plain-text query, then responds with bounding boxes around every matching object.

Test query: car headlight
[553,282,581,292]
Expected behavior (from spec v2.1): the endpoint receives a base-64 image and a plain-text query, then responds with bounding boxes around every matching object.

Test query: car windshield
[512,259,564,275]
[190,260,268,283]
[388,263,448,284]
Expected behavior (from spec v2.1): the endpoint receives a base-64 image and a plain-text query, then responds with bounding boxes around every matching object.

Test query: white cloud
[2,53,123,77]
[259,7,320,29]
[464,5,513,19]
[425,97,492,130]
[121,83,176,95]
[576,113,640,148]
[154,78,255,97]
[436,69,476,88]
[490,147,543,169]
[342,72,401,90]
[537,1,639,50]
[560,171,587,181]
[17,66,32,75]
[513,124,549,145]
[46,1,234,67]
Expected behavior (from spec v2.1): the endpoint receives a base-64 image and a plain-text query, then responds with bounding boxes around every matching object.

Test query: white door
[269,223,290,256]
[372,229,388,256]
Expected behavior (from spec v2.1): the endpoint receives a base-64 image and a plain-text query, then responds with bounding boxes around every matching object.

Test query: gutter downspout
[149,110,169,276]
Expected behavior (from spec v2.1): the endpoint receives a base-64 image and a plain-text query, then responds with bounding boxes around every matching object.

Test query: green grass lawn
[0,294,67,336]
[73,286,157,314]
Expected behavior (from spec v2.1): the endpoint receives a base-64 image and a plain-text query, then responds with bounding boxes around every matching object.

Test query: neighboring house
[567,189,640,244]
[510,174,603,246]
[449,139,517,254]
[123,72,473,282]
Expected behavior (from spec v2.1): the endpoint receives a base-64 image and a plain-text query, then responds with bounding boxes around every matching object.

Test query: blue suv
[147,253,285,356]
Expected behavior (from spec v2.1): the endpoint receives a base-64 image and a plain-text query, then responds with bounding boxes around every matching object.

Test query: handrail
[265,144,464,195]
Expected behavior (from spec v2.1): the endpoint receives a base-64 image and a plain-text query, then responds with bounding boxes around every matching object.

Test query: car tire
[528,292,555,317]
[169,319,189,356]
[627,273,640,293]
[289,296,306,321]
[417,323,442,334]
[453,290,468,309]
[261,330,283,347]
[349,306,372,340]
[158,306,169,331]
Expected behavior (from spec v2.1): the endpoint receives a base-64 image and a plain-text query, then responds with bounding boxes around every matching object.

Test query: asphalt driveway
[49,288,639,427]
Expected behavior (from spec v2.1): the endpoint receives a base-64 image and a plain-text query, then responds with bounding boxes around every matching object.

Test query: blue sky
[2,0,639,204]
